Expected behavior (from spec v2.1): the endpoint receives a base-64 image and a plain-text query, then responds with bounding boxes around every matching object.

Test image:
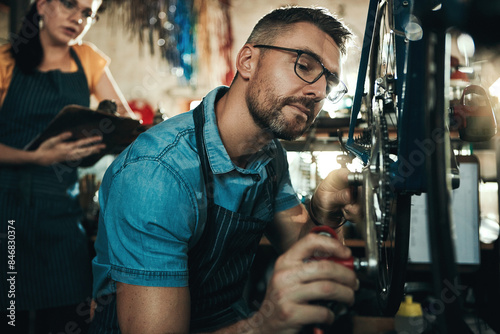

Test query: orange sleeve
[72,42,110,95]
[0,44,15,108]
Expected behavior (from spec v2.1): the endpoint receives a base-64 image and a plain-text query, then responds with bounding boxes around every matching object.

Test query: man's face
[246,22,342,141]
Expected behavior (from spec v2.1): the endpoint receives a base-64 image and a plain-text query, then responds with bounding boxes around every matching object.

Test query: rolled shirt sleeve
[97,158,201,289]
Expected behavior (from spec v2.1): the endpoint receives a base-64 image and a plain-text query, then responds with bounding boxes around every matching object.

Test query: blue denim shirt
[92,86,300,298]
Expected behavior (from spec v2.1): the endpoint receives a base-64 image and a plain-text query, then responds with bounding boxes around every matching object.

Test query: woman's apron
[0,48,93,310]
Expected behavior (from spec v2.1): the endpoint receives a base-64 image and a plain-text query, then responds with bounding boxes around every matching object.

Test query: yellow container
[394,295,425,334]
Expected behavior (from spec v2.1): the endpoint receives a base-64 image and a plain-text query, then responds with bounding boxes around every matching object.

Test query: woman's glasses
[55,0,99,25]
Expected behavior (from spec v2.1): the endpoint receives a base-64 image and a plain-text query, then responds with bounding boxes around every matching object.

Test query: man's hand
[244,233,358,334]
[311,168,362,225]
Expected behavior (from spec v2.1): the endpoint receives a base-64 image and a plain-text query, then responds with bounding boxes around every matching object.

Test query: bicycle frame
[346,0,427,193]
[344,0,477,331]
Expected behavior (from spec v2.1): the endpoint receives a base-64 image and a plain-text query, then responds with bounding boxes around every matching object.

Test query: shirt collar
[201,86,278,175]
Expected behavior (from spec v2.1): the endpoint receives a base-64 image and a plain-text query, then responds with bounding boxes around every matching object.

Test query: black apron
[89,100,277,333]
[0,48,93,310]
[188,100,277,332]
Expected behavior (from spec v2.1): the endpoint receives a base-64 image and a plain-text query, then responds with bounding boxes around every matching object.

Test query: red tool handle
[309,226,354,270]
[308,225,355,334]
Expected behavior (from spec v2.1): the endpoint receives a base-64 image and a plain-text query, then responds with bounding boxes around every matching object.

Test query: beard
[245,80,318,141]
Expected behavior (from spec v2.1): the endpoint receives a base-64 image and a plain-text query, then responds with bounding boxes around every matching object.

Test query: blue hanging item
[105,0,198,85]
[173,0,196,84]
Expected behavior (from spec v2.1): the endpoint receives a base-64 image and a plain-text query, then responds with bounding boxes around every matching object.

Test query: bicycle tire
[365,0,411,316]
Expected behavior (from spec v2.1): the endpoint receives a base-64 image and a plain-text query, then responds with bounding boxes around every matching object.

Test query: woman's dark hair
[10,3,44,74]
[246,6,352,56]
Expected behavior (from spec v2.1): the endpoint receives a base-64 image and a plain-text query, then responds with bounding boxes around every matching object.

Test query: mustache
[279,96,316,118]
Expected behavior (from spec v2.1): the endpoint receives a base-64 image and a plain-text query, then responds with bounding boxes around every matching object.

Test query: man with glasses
[91,5,360,334]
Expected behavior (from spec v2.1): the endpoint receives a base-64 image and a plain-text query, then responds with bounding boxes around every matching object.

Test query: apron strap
[70,47,86,73]
[193,102,215,207]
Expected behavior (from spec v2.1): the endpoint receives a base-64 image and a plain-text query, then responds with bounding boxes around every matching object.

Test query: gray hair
[246,6,352,55]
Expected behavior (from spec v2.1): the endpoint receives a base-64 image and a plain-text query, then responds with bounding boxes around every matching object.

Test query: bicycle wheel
[357,0,411,316]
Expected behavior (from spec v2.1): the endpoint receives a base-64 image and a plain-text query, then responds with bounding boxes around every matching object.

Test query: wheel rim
[356,0,411,316]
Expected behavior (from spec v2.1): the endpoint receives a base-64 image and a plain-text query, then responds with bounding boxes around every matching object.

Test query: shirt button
[252,175,261,182]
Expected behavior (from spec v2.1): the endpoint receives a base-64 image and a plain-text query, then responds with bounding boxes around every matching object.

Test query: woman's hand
[34,131,105,166]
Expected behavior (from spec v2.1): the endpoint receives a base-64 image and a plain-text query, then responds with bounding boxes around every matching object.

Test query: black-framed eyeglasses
[56,0,100,24]
[254,45,347,103]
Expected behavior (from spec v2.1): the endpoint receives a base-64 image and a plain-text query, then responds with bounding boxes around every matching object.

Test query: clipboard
[24,102,147,167]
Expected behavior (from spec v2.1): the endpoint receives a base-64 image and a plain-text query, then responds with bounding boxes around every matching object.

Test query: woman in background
[0,0,134,332]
